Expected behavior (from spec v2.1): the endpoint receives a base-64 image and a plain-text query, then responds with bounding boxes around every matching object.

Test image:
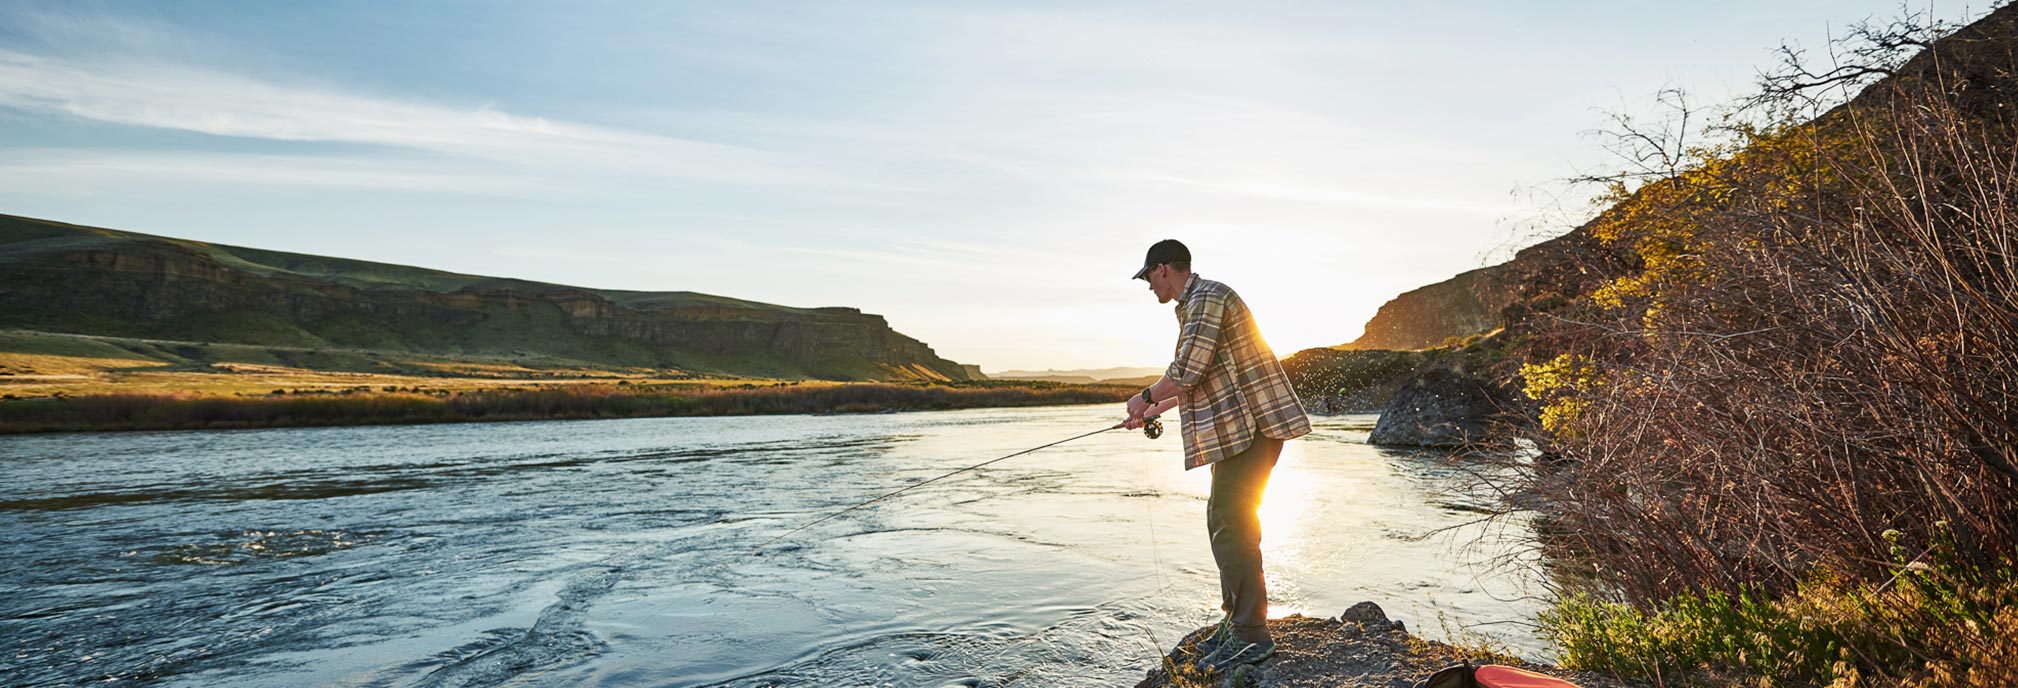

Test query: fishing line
[1137,437,1171,661]
[747,417,1162,555]
[500,415,1168,686]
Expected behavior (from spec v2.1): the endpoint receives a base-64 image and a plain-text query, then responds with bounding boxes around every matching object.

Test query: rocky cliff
[1297,208,1624,444]
[1346,268,1497,351]
[1345,229,1626,351]
[0,214,974,381]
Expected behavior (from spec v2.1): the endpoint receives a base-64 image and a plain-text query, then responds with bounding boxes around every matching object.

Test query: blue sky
[0,1,1982,372]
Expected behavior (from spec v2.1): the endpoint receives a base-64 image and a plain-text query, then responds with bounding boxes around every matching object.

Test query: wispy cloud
[0,149,536,196]
[0,48,895,190]
[1101,171,1518,216]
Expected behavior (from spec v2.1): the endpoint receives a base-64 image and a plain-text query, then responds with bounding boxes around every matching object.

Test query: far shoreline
[0,380,1139,435]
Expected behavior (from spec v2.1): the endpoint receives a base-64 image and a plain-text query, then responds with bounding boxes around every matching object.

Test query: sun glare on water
[1257,444,1316,559]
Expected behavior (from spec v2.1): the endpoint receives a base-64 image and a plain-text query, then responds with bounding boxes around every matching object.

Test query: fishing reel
[1112,415,1164,439]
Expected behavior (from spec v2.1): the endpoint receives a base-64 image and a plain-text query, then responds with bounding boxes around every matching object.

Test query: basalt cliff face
[1284,226,1624,434]
[1344,229,1623,351]
[0,214,973,381]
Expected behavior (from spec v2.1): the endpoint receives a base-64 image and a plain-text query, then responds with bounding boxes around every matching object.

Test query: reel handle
[1115,416,1164,439]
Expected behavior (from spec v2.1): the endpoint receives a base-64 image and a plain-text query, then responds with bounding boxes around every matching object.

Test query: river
[0,405,1546,686]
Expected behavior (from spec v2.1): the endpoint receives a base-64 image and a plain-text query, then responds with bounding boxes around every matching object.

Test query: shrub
[1501,8,2018,684]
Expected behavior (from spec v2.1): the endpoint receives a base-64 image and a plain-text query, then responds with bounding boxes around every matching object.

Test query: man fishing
[1124,238,1311,673]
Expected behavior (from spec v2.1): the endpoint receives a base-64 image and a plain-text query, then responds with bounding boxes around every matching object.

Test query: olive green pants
[1207,436,1282,642]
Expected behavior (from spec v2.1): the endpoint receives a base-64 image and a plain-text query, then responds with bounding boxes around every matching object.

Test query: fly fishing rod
[749,416,1164,555]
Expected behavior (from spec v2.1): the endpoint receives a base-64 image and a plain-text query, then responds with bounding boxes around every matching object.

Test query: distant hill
[991,366,1165,384]
[0,214,975,381]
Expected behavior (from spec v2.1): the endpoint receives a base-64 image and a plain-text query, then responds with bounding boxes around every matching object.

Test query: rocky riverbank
[1133,602,1639,688]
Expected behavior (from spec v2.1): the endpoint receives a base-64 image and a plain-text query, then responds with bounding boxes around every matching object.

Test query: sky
[0,1,1987,373]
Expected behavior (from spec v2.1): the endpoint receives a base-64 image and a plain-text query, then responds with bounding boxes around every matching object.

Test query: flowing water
[1,405,1548,687]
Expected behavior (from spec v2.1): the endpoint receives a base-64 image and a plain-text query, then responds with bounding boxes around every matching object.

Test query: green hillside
[0,214,973,382]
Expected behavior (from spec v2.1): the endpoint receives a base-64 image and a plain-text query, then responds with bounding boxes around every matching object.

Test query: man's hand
[1122,416,1146,430]
[1125,393,1152,422]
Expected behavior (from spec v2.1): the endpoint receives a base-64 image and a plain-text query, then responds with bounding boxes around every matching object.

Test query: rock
[1340,601,1389,625]
[1367,364,1514,447]
[1135,612,1650,688]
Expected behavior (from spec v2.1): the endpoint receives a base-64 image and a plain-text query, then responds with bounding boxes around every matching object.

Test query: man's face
[1146,264,1178,304]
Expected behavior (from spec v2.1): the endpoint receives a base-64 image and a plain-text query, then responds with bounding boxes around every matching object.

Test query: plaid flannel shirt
[1167,273,1311,470]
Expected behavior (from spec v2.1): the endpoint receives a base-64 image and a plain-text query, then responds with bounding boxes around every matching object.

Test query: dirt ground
[1133,603,1644,688]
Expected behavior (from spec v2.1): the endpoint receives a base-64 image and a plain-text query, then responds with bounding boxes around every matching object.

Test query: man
[1124,238,1311,673]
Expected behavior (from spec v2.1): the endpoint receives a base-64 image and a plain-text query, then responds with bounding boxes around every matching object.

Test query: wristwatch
[1140,388,1154,405]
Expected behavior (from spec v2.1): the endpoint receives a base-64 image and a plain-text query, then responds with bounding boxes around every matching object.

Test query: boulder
[1339,601,1389,625]
[1368,364,1513,447]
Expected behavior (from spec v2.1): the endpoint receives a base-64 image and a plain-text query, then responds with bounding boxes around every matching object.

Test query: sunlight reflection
[1257,448,1315,559]
[1266,606,1308,620]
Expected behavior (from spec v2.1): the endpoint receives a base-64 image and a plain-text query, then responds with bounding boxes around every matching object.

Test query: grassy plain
[0,329,729,398]
[0,329,1134,433]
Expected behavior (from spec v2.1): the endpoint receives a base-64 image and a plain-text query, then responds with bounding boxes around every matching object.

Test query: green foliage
[1542,523,2018,686]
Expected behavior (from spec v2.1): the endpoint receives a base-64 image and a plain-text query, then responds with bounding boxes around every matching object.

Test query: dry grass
[0,329,778,397]
[0,364,760,398]
[0,380,1136,434]
[0,320,1135,435]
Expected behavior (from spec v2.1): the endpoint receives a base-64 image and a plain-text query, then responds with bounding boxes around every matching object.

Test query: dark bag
[1419,662,1584,688]
[1417,662,1479,688]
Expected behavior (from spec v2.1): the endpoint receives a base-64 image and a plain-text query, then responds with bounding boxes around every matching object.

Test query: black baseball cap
[1131,239,1190,280]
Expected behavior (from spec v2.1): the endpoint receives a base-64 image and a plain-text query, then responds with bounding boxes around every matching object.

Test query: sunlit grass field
[0,328,767,398]
[0,329,1134,433]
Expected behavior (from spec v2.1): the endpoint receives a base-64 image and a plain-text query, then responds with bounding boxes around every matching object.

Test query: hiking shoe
[1188,632,1248,672]
[1201,640,1275,674]
[1182,620,1235,663]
